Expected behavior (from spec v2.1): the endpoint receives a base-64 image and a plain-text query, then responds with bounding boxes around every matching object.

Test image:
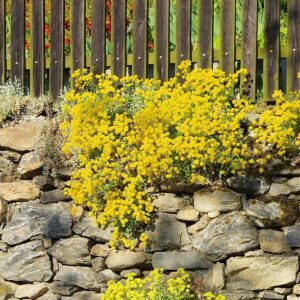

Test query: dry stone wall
[0,118,300,299]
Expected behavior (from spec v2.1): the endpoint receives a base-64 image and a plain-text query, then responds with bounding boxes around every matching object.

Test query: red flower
[45,43,50,49]
[65,37,71,46]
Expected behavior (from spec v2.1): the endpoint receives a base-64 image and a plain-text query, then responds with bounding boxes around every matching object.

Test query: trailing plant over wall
[61,61,300,249]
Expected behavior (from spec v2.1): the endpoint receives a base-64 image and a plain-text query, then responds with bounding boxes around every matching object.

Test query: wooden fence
[1,0,300,101]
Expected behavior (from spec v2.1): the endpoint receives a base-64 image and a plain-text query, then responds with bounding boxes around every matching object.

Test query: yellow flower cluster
[61,61,300,248]
[101,268,196,300]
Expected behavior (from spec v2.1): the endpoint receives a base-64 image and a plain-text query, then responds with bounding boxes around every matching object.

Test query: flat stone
[54,265,102,290]
[0,198,7,224]
[0,240,53,282]
[97,269,120,283]
[188,214,210,234]
[226,256,298,290]
[2,202,72,245]
[268,160,300,177]
[0,181,40,202]
[0,156,17,182]
[0,150,21,162]
[192,212,259,261]
[40,189,70,204]
[0,119,42,152]
[288,296,300,300]
[90,244,111,257]
[152,251,212,270]
[160,182,202,193]
[152,193,188,213]
[212,262,225,289]
[36,293,57,300]
[269,177,300,196]
[73,214,112,242]
[48,236,91,265]
[259,229,290,253]
[194,188,241,213]
[208,210,220,218]
[48,281,79,296]
[148,213,190,251]
[105,250,149,271]
[246,196,299,227]
[0,241,8,252]
[33,176,55,191]
[0,279,18,300]
[120,269,141,277]
[226,176,270,197]
[15,283,48,299]
[284,226,300,247]
[294,284,300,295]
[176,206,199,222]
[61,291,102,300]
[18,152,43,179]
[274,288,293,295]
[257,291,285,299]
[221,291,256,300]
[244,249,264,257]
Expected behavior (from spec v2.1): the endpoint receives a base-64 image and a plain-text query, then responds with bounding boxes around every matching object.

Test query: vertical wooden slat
[198,0,213,69]
[220,0,235,74]
[133,0,147,78]
[111,0,126,77]
[31,0,44,97]
[50,0,64,100]
[0,0,5,82]
[263,0,279,102]
[91,0,105,75]
[176,0,191,68]
[287,0,300,93]
[71,0,85,74]
[11,0,25,84]
[241,0,257,100]
[154,0,169,82]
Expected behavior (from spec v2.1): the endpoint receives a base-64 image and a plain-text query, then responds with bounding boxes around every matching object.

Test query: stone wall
[1,118,300,300]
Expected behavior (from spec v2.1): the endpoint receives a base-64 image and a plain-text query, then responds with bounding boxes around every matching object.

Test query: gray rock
[212,262,225,289]
[259,229,290,253]
[0,198,7,224]
[105,250,149,271]
[246,196,298,227]
[257,291,284,299]
[48,281,79,296]
[148,213,190,251]
[194,188,241,213]
[33,176,55,191]
[0,181,40,202]
[61,291,102,300]
[2,202,72,245]
[97,269,120,283]
[284,226,300,247]
[176,206,199,222]
[0,150,21,162]
[92,257,105,272]
[54,265,102,290]
[269,177,300,196]
[36,293,57,300]
[268,160,300,177]
[40,189,70,204]
[192,212,259,261]
[18,151,43,179]
[15,283,48,299]
[48,236,91,265]
[73,215,112,242]
[226,256,298,290]
[90,244,111,257]
[152,193,188,213]
[274,288,293,295]
[221,291,256,300]
[0,240,53,282]
[152,251,212,270]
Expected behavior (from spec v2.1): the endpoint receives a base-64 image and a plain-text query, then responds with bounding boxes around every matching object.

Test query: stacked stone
[1,119,300,300]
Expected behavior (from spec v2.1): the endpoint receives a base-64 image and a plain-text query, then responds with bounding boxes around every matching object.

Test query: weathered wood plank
[111,0,126,77]
[91,0,105,75]
[241,0,257,100]
[11,0,25,84]
[263,0,279,102]
[176,0,191,68]
[133,0,147,78]
[0,0,5,82]
[154,0,169,82]
[287,0,300,92]
[198,0,213,68]
[50,0,64,100]
[31,0,44,97]
[220,0,235,74]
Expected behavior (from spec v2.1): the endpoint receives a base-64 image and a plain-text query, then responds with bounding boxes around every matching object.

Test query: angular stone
[246,196,299,227]
[90,244,111,257]
[15,283,48,299]
[194,188,241,213]
[221,291,256,300]
[92,257,105,272]
[259,229,290,253]
[18,152,43,179]
[212,262,225,289]
[244,249,264,257]
[0,181,40,202]
[0,241,8,252]
[294,284,300,295]
[2,202,72,245]
[36,293,57,300]
[192,212,259,261]
[105,250,149,271]
[0,156,17,182]
[73,214,112,242]
[97,269,120,283]
[48,281,79,296]
[188,214,210,234]
[226,256,298,290]
[0,120,42,152]
[33,176,55,191]
[284,226,300,247]
[0,279,18,300]
[48,236,91,265]
[152,193,188,213]
[0,198,7,224]
[54,265,102,290]
[176,206,199,222]
[269,177,300,196]
[257,291,284,299]
[148,213,190,251]
[152,251,212,270]
[61,291,102,300]
[0,240,53,282]
[40,189,70,204]
[274,288,293,295]
[0,150,21,162]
